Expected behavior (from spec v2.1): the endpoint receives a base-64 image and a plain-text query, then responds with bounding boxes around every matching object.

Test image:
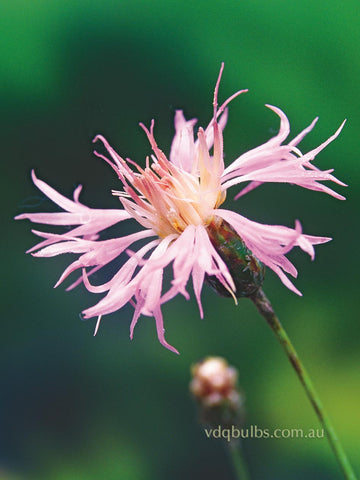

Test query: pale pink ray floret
[16,64,346,353]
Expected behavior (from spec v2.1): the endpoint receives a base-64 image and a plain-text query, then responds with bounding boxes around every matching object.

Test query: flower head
[190,356,244,429]
[16,64,346,353]
[190,356,240,408]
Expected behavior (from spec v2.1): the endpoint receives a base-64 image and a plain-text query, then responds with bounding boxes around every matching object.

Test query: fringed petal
[222,108,346,202]
[215,209,331,295]
[169,110,197,172]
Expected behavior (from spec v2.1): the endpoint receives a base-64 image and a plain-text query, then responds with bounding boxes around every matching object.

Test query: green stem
[228,440,251,480]
[250,288,357,480]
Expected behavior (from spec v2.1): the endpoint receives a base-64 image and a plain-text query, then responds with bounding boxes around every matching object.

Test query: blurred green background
[2,0,359,479]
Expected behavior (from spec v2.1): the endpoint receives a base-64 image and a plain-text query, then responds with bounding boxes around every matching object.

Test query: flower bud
[190,357,244,428]
[206,219,265,298]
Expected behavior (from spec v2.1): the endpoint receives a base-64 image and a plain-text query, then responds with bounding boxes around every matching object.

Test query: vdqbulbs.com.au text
[204,425,324,442]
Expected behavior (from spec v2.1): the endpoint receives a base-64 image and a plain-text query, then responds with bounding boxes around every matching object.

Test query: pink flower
[16,64,346,353]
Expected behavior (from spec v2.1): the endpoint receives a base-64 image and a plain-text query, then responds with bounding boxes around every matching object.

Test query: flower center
[128,162,226,238]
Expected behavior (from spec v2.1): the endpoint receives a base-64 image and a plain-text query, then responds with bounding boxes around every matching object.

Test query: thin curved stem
[250,288,357,480]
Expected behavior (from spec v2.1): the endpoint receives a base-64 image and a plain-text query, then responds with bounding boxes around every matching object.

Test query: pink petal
[153,306,179,354]
[215,209,331,295]
[169,110,197,172]
[289,117,319,147]
[221,107,346,202]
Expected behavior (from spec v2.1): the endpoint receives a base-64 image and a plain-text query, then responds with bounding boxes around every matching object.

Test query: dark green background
[2,1,359,479]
